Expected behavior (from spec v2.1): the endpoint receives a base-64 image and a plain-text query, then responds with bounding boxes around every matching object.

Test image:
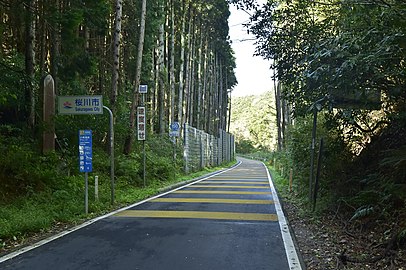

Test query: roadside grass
[0,160,236,249]
[266,163,332,220]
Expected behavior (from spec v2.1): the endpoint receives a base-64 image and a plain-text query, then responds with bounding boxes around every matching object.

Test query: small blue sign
[79,130,92,173]
[170,122,180,131]
[139,85,148,94]
[169,122,180,137]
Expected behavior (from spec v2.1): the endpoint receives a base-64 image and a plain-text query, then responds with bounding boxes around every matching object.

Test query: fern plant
[350,205,375,222]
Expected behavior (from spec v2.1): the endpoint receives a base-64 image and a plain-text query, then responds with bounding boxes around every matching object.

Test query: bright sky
[228,1,274,97]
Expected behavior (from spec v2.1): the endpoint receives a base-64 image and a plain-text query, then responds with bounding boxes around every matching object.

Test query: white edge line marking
[263,162,302,270]
[0,161,242,264]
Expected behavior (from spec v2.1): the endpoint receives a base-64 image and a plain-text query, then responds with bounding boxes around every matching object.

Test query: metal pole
[103,106,115,204]
[309,108,318,202]
[174,137,177,160]
[85,172,88,214]
[173,137,177,180]
[143,140,146,187]
[184,123,189,173]
[142,94,146,187]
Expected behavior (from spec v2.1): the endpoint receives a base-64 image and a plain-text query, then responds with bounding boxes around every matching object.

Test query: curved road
[0,157,301,270]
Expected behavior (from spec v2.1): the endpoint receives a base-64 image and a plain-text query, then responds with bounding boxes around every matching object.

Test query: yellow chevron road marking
[174,190,271,195]
[201,181,269,185]
[114,210,278,221]
[151,198,273,204]
[210,177,268,180]
[190,185,270,189]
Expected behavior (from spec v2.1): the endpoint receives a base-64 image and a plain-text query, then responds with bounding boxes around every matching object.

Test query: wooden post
[309,108,318,202]
[42,75,55,153]
[289,169,293,193]
[94,175,99,201]
[313,138,324,212]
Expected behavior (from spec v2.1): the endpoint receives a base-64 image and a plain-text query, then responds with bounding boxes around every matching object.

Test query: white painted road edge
[263,162,303,270]
[0,162,241,264]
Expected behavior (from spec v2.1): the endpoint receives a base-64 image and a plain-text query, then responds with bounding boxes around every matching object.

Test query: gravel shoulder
[282,198,406,270]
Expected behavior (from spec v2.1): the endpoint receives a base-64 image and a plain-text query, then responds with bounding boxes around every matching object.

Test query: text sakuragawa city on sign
[58,95,103,115]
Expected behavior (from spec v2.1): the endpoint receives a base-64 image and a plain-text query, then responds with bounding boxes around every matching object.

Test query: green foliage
[274,113,352,203]
[146,152,175,182]
[0,53,26,112]
[350,205,375,222]
[0,132,220,240]
[116,153,141,184]
[0,0,238,243]
[398,228,406,247]
[144,135,182,183]
[236,139,256,154]
[230,91,276,151]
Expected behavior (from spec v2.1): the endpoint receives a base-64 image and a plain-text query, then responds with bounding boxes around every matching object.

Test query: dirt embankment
[283,201,405,270]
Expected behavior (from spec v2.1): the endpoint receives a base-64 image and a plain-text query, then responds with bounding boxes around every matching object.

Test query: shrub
[116,153,141,185]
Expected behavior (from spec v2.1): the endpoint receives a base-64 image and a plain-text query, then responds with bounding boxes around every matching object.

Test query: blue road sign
[139,85,148,94]
[79,130,92,172]
[169,122,180,137]
[170,122,180,131]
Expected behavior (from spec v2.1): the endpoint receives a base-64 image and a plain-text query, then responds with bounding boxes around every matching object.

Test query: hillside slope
[230,91,277,152]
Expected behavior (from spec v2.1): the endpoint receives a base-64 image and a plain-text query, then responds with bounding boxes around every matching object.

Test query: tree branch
[352,120,390,133]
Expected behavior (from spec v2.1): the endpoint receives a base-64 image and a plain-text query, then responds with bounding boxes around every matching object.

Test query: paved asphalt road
[0,157,301,270]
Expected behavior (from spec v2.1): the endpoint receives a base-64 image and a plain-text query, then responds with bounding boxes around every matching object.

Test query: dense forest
[0,0,236,138]
[0,0,237,243]
[0,0,236,183]
[232,0,406,261]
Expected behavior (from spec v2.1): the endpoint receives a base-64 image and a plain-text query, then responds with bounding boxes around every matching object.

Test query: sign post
[169,122,180,162]
[58,96,116,206]
[103,106,115,205]
[138,85,147,187]
[79,130,92,214]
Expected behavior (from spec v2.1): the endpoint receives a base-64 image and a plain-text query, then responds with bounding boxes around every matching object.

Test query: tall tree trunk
[202,37,209,132]
[274,68,282,152]
[157,1,165,134]
[124,0,147,155]
[164,5,170,129]
[111,0,122,108]
[213,53,219,135]
[227,90,231,133]
[196,21,203,129]
[51,0,60,95]
[218,59,223,130]
[169,0,175,124]
[25,0,36,129]
[39,0,46,77]
[281,84,286,148]
[188,21,196,126]
[206,48,213,134]
[177,0,187,125]
[183,8,193,125]
[153,45,159,130]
